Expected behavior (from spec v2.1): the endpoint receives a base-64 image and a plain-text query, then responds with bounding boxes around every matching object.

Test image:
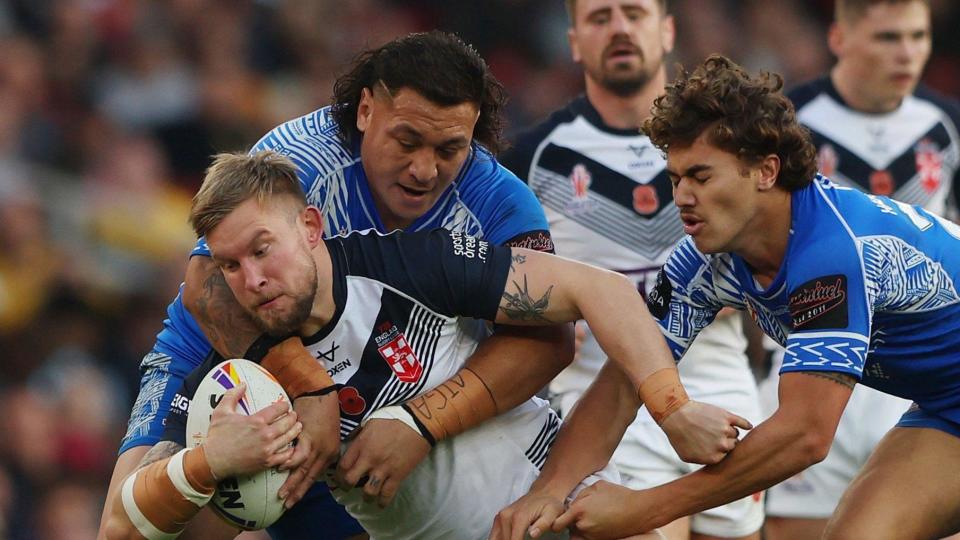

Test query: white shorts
[332,397,619,540]
[553,317,765,538]
[759,351,912,518]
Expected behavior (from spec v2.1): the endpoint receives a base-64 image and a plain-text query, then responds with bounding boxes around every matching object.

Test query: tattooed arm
[494,248,677,387]
[183,256,262,359]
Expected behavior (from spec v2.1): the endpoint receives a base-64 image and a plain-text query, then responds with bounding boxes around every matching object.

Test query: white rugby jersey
[790,77,960,218]
[164,229,561,538]
[501,96,750,401]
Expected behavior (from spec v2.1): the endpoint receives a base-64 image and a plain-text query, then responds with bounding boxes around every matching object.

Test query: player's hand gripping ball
[186,359,292,530]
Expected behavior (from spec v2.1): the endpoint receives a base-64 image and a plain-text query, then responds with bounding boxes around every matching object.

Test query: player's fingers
[270,420,302,454]
[213,384,246,415]
[377,477,399,508]
[362,473,383,503]
[280,463,309,507]
[527,503,562,539]
[279,438,311,495]
[552,507,577,533]
[258,400,293,423]
[728,413,753,430]
[335,452,368,491]
[266,444,297,468]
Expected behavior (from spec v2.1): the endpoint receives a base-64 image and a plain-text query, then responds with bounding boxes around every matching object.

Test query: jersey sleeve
[338,229,513,321]
[646,237,725,360]
[779,234,871,380]
[457,147,556,252]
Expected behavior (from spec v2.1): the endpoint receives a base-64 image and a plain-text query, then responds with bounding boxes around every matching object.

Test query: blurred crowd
[0,0,957,538]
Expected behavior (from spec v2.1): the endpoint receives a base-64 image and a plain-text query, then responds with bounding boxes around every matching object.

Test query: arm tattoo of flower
[500,274,553,322]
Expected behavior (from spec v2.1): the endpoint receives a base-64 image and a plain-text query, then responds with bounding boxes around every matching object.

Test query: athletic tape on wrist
[168,449,215,507]
[362,405,424,437]
[261,336,335,400]
[638,367,690,424]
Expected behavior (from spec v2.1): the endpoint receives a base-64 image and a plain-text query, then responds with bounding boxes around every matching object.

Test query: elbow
[102,516,139,540]
[794,429,833,468]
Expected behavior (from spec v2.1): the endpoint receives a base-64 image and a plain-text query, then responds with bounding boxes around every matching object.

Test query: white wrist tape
[362,405,421,435]
[120,473,178,540]
[168,448,215,507]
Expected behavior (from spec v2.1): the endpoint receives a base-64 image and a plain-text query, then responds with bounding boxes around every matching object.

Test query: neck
[299,242,337,336]
[830,65,902,114]
[734,189,793,288]
[584,68,666,130]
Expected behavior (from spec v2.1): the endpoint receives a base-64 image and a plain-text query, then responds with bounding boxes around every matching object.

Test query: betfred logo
[375,323,423,383]
[869,170,893,196]
[570,164,592,199]
[817,144,838,177]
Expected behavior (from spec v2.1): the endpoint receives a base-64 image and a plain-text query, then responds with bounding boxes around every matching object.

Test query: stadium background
[0,1,957,538]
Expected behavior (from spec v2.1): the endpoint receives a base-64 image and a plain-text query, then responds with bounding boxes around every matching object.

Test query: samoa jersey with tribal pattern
[649,176,960,424]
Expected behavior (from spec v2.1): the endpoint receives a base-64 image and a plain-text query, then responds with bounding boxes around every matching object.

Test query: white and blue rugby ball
[186,359,291,530]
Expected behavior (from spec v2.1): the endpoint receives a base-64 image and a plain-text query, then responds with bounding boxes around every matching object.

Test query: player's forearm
[574,268,676,388]
[105,445,216,540]
[183,255,262,359]
[466,323,574,411]
[643,413,829,528]
[529,362,640,499]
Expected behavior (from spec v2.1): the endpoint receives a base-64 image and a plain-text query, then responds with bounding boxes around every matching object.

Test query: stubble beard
[253,254,319,338]
[596,51,660,98]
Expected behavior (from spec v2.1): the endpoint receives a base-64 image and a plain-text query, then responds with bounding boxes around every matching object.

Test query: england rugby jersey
[500,96,749,401]
[140,106,552,446]
[789,77,960,218]
[649,176,960,423]
[163,229,563,538]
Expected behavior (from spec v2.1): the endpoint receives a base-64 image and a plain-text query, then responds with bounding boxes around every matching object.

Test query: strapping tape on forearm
[402,367,498,444]
[638,367,690,424]
[261,336,335,400]
[121,447,217,539]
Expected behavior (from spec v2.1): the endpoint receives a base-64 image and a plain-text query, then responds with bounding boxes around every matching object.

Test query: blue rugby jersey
[151,106,550,400]
[649,176,960,423]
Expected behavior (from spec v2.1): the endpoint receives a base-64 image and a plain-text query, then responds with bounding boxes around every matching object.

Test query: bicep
[776,371,855,437]
[493,249,618,325]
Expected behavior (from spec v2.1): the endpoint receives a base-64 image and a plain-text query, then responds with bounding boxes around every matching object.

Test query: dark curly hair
[330,31,507,154]
[643,55,817,191]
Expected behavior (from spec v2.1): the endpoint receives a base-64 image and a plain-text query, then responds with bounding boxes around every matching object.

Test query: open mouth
[681,215,704,235]
[398,185,430,198]
[606,44,640,61]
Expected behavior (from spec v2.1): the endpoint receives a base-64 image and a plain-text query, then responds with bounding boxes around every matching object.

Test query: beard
[590,43,661,97]
[251,252,319,338]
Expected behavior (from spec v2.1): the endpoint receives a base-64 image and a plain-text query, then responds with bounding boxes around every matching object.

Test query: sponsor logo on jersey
[789,275,848,330]
[375,322,423,383]
[504,230,555,253]
[915,138,943,194]
[632,184,659,215]
[209,362,251,414]
[646,270,672,319]
[817,143,838,177]
[450,231,488,260]
[869,170,894,196]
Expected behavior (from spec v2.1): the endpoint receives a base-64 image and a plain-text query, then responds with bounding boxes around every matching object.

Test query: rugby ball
[186,359,291,530]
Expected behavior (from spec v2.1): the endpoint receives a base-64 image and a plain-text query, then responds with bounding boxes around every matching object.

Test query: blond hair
[190,151,306,238]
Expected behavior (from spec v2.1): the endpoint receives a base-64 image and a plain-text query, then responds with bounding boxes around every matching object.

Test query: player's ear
[661,15,676,55]
[827,22,844,58]
[568,26,581,64]
[357,87,374,134]
[303,206,324,246]
[757,155,781,191]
